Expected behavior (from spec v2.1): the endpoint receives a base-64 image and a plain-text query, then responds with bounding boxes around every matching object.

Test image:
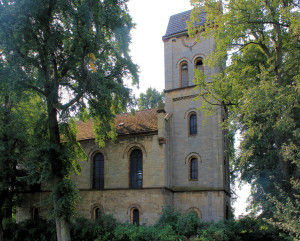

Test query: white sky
[127,0,193,95]
[127,0,250,218]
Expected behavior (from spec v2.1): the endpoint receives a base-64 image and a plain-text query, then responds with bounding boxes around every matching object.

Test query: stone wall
[72,133,165,190]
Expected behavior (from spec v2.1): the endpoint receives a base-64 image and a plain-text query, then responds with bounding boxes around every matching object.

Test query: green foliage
[49,179,81,220]
[2,208,291,241]
[137,87,164,110]
[70,216,116,241]
[0,0,138,238]
[176,211,202,237]
[3,218,56,241]
[189,0,300,233]
[155,206,181,230]
[0,59,42,238]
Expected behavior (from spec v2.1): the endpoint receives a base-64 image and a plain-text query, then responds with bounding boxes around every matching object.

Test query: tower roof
[162,9,206,40]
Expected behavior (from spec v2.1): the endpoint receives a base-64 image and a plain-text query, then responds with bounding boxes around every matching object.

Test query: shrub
[176,211,201,238]
[4,218,56,241]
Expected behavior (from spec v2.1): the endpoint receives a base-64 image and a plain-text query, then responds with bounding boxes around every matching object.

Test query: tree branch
[24,84,46,96]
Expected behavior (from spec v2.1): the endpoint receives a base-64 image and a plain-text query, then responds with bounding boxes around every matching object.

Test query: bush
[4,218,56,241]
[176,211,201,238]
[3,208,288,241]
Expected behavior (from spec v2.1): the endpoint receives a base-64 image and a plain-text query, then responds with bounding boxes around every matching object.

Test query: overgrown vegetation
[3,206,289,241]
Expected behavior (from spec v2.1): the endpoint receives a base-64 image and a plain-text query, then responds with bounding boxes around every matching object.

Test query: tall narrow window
[93,153,104,190]
[130,149,143,188]
[195,58,204,73]
[181,62,189,87]
[94,207,101,219]
[189,113,197,135]
[32,207,39,221]
[190,158,198,180]
[226,203,229,220]
[132,208,140,225]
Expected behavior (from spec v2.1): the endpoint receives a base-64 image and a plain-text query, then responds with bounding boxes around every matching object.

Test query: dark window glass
[130,149,143,188]
[190,158,198,180]
[190,114,197,135]
[95,208,101,219]
[133,209,139,225]
[196,59,204,73]
[32,208,39,220]
[181,63,188,87]
[30,183,41,192]
[226,204,229,220]
[93,153,104,190]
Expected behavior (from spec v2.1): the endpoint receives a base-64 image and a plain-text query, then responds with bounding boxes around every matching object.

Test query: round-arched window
[189,113,197,135]
[190,158,198,180]
[181,62,189,87]
[195,58,204,73]
[130,149,143,188]
[93,153,104,190]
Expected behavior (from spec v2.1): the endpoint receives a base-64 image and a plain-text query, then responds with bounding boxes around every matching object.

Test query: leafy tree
[0,52,43,241]
[189,0,299,235]
[137,87,164,110]
[0,1,138,240]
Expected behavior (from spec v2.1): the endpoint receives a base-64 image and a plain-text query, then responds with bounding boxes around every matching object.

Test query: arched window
[131,208,140,225]
[186,207,202,219]
[189,113,197,135]
[190,158,198,180]
[195,58,204,73]
[94,207,101,219]
[93,153,104,190]
[32,207,39,221]
[181,62,189,87]
[130,149,143,188]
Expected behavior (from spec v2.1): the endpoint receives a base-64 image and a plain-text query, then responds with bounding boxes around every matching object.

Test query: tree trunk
[47,94,72,241]
[56,217,71,241]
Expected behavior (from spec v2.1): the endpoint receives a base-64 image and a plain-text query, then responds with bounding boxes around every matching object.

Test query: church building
[17,9,230,225]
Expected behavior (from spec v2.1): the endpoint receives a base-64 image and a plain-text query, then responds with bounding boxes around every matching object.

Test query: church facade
[17,10,230,225]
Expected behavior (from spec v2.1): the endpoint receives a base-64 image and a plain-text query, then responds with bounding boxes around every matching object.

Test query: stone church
[17,9,230,225]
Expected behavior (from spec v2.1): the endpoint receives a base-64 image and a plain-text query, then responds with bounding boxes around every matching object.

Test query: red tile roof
[76,109,158,141]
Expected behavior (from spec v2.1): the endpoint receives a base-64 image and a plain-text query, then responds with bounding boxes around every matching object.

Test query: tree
[137,87,164,110]
[0,1,138,240]
[189,0,299,236]
[0,56,43,241]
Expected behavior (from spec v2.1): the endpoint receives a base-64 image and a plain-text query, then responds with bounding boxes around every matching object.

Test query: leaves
[137,88,164,111]
[189,0,300,234]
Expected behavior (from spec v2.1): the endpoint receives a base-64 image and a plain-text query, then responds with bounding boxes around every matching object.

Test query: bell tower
[162,10,230,221]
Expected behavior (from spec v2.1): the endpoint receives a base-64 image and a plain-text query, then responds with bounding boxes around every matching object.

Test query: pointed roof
[162,9,206,40]
[76,109,158,141]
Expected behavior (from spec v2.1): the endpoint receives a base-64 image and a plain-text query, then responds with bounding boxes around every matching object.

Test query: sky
[127,0,193,95]
[127,0,250,217]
